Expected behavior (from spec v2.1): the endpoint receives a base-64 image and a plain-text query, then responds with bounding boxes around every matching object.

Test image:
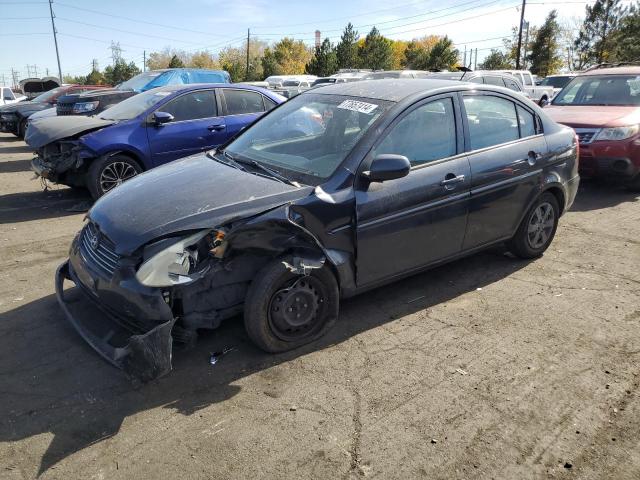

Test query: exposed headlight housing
[72,101,99,114]
[136,230,211,287]
[593,125,639,142]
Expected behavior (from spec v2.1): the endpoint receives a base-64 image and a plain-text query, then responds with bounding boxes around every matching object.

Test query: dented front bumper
[55,259,176,382]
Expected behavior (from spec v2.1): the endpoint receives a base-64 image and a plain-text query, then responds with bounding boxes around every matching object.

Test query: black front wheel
[508,192,559,259]
[86,154,142,199]
[244,257,339,353]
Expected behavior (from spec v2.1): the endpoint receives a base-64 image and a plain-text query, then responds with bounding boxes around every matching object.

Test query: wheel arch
[101,149,146,172]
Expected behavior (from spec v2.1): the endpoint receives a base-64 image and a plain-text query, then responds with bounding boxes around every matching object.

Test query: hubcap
[99,161,138,193]
[268,276,323,341]
[527,202,555,249]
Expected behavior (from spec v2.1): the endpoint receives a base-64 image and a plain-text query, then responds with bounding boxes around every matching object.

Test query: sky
[0,0,631,85]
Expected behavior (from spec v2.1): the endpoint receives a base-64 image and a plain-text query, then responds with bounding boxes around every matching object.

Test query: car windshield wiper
[206,149,246,172]
[234,157,301,187]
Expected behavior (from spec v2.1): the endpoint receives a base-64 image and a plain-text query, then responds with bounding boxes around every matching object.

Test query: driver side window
[159,90,217,122]
[373,98,457,167]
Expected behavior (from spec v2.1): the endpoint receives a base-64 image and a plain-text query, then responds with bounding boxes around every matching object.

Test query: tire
[86,154,142,200]
[626,175,640,192]
[538,96,549,107]
[508,192,560,259]
[17,119,27,139]
[244,257,339,353]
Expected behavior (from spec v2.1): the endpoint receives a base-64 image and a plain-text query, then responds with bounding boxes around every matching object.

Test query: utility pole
[46,67,50,76]
[11,68,19,88]
[522,21,530,69]
[515,0,526,70]
[143,50,146,72]
[48,0,63,83]
[246,29,250,81]
[26,65,31,77]
[463,46,467,68]
[474,48,478,70]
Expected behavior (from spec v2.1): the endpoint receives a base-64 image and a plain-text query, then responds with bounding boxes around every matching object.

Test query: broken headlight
[135,230,211,287]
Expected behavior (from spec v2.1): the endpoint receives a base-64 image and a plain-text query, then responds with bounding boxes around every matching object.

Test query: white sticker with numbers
[337,100,378,114]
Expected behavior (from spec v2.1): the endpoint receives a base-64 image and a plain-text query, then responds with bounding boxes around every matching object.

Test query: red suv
[544,66,640,190]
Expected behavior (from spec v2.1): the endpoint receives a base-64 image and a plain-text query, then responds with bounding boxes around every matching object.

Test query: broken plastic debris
[209,347,235,365]
[456,368,469,375]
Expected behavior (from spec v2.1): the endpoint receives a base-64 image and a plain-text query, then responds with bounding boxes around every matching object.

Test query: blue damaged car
[27,84,286,198]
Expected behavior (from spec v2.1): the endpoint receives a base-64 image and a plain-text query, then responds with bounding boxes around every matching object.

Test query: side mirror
[153,111,174,125]
[362,154,410,182]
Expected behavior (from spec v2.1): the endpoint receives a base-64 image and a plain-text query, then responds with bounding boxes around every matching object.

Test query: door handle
[208,124,226,131]
[527,151,541,165]
[440,174,465,188]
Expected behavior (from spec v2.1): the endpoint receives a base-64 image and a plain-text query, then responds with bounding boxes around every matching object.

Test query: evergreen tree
[336,23,359,69]
[261,38,311,76]
[527,10,563,77]
[305,38,339,77]
[425,36,459,71]
[404,41,429,69]
[479,50,514,70]
[104,59,141,85]
[574,0,626,67]
[612,2,640,62]
[358,27,393,70]
[168,54,185,68]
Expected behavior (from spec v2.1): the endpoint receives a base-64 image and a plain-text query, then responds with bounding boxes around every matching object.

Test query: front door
[355,95,471,287]
[460,92,547,249]
[147,89,227,166]
[219,88,269,138]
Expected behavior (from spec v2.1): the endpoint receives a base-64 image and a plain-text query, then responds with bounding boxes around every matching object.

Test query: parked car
[54,79,579,380]
[54,68,230,117]
[265,75,317,89]
[539,73,579,98]
[272,79,315,98]
[0,84,108,137]
[363,70,430,79]
[27,84,284,198]
[488,70,555,106]
[18,76,61,99]
[426,71,532,100]
[0,87,27,106]
[544,65,640,190]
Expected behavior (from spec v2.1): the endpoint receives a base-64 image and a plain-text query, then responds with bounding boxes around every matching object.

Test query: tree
[85,69,106,85]
[168,54,185,68]
[503,25,538,69]
[188,51,220,69]
[104,59,141,85]
[358,27,393,70]
[62,75,86,85]
[612,2,640,62]
[527,10,563,77]
[219,39,268,82]
[305,38,338,77]
[425,36,459,71]
[403,35,443,69]
[390,40,408,70]
[336,23,359,69]
[574,0,626,66]
[261,38,311,76]
[479,49,514,70]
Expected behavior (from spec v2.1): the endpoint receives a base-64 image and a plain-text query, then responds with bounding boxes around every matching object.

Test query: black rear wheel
[508,192,559,259]
[244,257,339,353]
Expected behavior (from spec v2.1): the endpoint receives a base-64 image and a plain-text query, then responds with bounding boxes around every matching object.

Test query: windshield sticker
[337,100,378,114]
[628,78,640,96]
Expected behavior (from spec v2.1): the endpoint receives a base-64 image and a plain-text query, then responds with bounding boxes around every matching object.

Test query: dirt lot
[0,131,639,480]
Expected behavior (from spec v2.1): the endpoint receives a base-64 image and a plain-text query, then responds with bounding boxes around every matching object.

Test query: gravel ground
[0,132,639,480]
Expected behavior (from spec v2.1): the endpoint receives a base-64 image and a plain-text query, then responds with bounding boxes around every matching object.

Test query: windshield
[99,87,173,120]
[32,87,65,103]
[553,75,640,106]
[222,93,388,186]
[117,71,165,92]
[283,80,301,87]
[540,76,573,88]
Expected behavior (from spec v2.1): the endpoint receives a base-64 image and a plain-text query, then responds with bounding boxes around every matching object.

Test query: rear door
[355,94,471,286]
[146,89,226,166]
[219,88,269,138]
[461,92,547,249]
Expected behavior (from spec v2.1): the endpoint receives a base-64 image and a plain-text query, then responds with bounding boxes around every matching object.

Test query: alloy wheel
[99,161,138,193]
[527,201,555,249]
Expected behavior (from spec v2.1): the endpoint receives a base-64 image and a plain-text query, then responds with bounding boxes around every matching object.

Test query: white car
[1,87,27,106]
[488,70,556,106]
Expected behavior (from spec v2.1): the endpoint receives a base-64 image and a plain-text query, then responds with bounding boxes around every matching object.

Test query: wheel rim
[99,161,138,193]
[268,276,325,341]
[527,201,555,249]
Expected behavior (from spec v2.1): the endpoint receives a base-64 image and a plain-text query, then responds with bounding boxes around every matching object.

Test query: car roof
[581,66,640,76]
[310,78,474,101]
[145,83,281,98]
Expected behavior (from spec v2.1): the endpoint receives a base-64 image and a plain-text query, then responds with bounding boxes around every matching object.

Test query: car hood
[25,115,115,148]
[0,100,47,113]
[544,105,640,128]
[89,154,314,255]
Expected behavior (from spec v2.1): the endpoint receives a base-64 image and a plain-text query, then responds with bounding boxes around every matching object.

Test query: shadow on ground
[571,179,639,212]
[0,247,531,475]
[0,158,33,174]
[0,145,33,155]
[0,188,92,224]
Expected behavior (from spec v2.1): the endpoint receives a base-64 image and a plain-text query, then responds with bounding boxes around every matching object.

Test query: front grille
[574,128,600,144]
[56,102,75,115]
[79,222,120,277]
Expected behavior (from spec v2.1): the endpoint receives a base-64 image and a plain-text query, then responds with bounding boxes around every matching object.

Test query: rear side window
[264,96,277,110]
[463,95,519,150]
[522,74,533,86]
[516,105,536,137]
[223,89,265,115]
[469,76,484,84]
[484,76,505,86]
[160,90,217,122]
[504,79,522,92]
[374,98,457,166]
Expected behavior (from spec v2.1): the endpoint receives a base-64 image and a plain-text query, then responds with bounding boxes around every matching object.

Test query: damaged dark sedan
[56,79,579,381]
